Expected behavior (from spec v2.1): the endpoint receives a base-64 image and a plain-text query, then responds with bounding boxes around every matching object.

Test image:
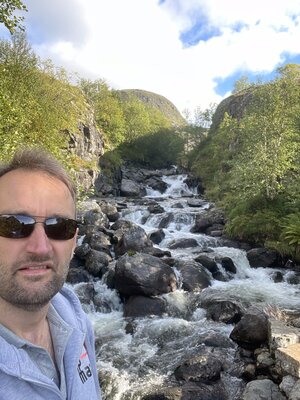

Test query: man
[0,148,101,399]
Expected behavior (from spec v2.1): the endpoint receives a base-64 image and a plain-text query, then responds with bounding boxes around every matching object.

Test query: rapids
[73,174,300,399]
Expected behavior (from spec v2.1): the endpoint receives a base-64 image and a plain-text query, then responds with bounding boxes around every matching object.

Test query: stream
[72,173,300,399]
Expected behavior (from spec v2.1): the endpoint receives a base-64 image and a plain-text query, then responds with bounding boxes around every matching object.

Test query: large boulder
[114,253,178,296]
[241,379,286,400]
[120,178,146,197]
[191,208,225,234]
[206,301,243,324]
[83,231,112,254]
[246,248,282,268]
[175,260,211,292]
[84,249,111,278]
[230,310,269,349]
[97,200,120,222]
[174,354,223,383]
[145,176,168,193]
[111,220,153,257]
[124,295,167,317]
[81,205,109,234]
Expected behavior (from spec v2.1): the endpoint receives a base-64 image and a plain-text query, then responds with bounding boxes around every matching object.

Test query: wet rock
[191,208,225,234]
[271,271,284,283]
[242,363,256,381]
[184,176,204,194]
[145,176,168,193]
[255,348,275,375]
[285,272,300,285]
[206,224,224,235]
[194,254,219,274]
[230,310,269,349]
[111,220,153,257]
[84,249,111,278]
[280,375,299,398]
[142,386,182,400]
[147,382,229,400]
[75,243,91,259]
[73,282,95,305]
[124,295,167,317]
[82,206,109,234]
[120,178,146,197]
[83,231,112,254]
[246,248,282,268]
[289,379,300,400]
[198,331,234,349]
[174,354,223,383]
[97,200,120,222]
[169,238,199,249]
[241,379,286,400]
[114,253,177,296]
[158,212,174,229]
[171,202,184,209]
[187,198,207,207]
[148,203,165,214]
[149,229,165,244]
[206,301,243,324]
[219,256,237,274]
[175,260,211,292]
[66,267,92,284]
[142,247,171,258]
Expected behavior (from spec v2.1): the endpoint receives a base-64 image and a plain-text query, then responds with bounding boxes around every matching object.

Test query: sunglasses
[0,214,78,240]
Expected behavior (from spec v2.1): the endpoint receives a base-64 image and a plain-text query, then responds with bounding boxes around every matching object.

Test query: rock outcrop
[66,107,104,190]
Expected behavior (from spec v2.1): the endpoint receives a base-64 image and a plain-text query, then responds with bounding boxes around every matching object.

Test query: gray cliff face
[66,108,105,190]
[210,89,255,133]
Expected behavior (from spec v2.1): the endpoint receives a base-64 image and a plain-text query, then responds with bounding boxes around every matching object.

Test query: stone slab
[269,319,300,351]
[276,344,300,378]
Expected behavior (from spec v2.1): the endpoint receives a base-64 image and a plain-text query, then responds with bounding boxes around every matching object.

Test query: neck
[0,297,50,345]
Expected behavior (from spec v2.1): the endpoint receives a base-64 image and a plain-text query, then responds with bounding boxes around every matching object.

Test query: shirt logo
[77,344,93,384]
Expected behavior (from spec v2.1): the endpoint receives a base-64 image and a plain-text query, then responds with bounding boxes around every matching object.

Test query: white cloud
[20,0,300,113]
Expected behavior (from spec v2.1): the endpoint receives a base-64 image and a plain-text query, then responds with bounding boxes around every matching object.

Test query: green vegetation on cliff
[190,64,300,260]
[0,33,187,171]
[0,33,87,167]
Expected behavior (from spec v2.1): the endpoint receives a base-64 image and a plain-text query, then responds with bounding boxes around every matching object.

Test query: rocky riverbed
[67,165,300,400]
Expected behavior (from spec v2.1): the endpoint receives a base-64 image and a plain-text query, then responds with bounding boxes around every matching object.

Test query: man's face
[0,169,77,311]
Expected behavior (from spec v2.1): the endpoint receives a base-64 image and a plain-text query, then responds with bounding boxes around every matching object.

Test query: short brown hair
[0,148,77,203]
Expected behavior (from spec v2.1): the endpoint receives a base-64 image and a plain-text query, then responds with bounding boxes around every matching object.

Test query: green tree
[0,0,27,33]
[232,75,251,93]
[120,128,185,168]
[121,96,151,141]
[0,33,86,163]
[229,72,300,201]
[79,79,126,147]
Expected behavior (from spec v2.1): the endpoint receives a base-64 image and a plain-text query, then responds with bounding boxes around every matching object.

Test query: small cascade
[74,172,300,400]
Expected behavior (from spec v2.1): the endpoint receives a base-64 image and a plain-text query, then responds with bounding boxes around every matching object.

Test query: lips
[19,265,49,270]
[17,262,53,274]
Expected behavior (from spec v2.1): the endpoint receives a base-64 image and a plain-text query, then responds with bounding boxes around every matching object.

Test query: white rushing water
[74,174,300,399]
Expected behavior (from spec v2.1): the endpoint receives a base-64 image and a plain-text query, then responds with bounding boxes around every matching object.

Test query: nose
[25,223,52,256]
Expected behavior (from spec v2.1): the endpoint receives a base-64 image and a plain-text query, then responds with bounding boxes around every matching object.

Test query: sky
[2,0,300,115]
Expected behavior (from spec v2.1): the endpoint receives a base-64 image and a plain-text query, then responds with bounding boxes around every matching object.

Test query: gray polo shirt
[0,304,73,399]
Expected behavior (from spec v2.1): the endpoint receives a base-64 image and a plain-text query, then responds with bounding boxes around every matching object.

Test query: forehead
[0,169,75,216]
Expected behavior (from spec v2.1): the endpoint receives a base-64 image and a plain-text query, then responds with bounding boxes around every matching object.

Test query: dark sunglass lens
[45,218,77,240]
[0,215,35,238]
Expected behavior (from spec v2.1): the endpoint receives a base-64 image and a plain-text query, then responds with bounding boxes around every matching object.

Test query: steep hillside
[117,89,186,127]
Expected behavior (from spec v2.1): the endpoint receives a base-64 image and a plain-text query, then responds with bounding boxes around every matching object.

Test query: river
[72,173,300,399]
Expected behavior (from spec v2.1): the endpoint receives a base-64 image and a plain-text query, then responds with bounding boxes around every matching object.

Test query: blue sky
[1,0,300,115]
